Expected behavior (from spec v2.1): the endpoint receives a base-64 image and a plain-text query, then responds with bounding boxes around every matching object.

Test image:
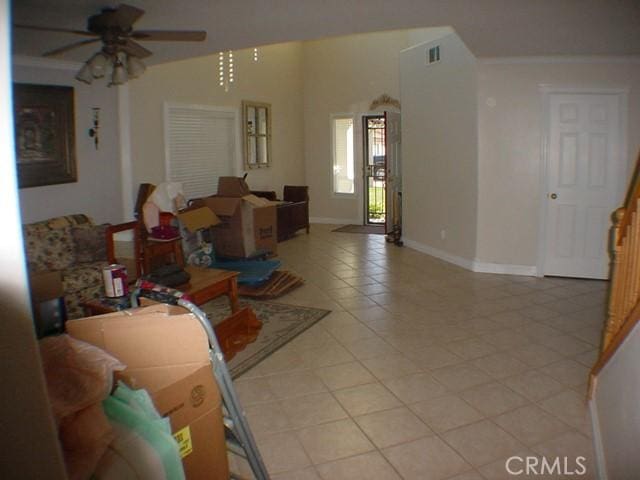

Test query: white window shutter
[165,104,237,201]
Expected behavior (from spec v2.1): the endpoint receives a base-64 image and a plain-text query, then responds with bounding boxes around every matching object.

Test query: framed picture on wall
[13,83,77,188]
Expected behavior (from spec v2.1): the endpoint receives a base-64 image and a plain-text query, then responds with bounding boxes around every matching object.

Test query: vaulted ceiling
[12,0,640,66]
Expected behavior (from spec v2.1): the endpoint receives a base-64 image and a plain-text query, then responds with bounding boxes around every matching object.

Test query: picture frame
[13,83,77,188]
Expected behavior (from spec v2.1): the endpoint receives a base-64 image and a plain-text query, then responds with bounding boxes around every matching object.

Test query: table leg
[228,277,240,313]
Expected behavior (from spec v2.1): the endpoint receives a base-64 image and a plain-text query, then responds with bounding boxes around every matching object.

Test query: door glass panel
[364,116,386,224]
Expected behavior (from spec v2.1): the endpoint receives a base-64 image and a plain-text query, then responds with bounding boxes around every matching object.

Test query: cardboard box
[177,206,221,233]
[176,206,222,257]
[199,195,277,258]
[66,304,229,479]
[217,176,250,197]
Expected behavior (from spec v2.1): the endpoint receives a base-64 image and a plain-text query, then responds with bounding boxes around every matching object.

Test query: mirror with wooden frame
[242,100,271,168]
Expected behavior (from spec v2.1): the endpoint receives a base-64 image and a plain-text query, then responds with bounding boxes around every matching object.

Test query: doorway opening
[363,115,386,225]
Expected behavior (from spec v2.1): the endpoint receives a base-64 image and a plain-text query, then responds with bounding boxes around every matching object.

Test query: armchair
[24,214,140,319]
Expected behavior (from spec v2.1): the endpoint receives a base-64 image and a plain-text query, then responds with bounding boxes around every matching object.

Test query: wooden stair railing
[590,149,640,397]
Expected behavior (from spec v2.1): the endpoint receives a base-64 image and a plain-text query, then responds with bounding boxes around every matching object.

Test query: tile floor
[230,224,605,479]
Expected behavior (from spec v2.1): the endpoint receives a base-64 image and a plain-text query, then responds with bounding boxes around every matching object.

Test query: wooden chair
[134,183,185,275]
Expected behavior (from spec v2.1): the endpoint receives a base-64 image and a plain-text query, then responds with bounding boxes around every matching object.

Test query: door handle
[550,193,558,199]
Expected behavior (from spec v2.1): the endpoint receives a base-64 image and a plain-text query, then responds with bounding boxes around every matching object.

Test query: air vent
[427,45,441,65]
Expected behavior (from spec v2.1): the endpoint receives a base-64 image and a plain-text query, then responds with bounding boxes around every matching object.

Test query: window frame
[163,102,242,201]
[331,113,356,197]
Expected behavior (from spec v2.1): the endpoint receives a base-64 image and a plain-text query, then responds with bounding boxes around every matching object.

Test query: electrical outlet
[440,229,446,240]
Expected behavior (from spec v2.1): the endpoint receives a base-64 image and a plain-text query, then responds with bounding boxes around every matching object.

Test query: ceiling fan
[14,3,207,85]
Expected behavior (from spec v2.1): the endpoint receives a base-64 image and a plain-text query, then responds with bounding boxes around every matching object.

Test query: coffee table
[182,266,240,312]
[81,266,240,316]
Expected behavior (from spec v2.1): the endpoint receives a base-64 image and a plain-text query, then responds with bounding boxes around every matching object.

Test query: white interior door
[543,92,623,279]
[384,111,401,234]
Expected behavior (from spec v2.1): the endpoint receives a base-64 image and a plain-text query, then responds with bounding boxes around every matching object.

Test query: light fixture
[75,63,93,84]
[127,55,146,79]
[87,52,108,78]
[76,50,146,86]
[111,57,128,86]
[217,47,261,91]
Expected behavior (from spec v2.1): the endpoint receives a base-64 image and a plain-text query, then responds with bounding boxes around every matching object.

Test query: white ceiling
[11,0,640,66]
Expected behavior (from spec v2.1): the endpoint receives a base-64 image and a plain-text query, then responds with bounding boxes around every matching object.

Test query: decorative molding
[402,238,475,271]
[310,217,361,225]
[479,55,640,65]
[472,261,537,276]
[12,54,82,71]
[369,93,401,111]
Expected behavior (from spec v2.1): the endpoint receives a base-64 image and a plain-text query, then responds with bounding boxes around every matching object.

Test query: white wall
[591,323,640,478]
[476,60,640,269]
[128,42,305,203]
[400,33,479,263]
[301,28,448,223]
[0,4,67,477]
[14,59,124,225]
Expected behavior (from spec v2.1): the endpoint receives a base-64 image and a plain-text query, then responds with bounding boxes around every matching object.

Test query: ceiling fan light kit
[87,52,109,78]
[76,50,140,86]
[17,3,206,87]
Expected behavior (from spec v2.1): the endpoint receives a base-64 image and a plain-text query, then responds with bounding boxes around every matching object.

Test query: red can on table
[102,264,129,298]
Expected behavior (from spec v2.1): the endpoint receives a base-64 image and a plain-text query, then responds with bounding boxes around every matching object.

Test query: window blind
[165,104,236,201]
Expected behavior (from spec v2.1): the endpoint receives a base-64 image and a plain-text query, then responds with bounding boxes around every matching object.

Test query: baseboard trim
[310,217,361,225]
[589,398,608,480]
[403,238,537,276]
[403,238,475,271]
[472,261,537,276]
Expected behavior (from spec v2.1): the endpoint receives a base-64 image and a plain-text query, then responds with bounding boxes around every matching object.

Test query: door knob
[550,193,558,199]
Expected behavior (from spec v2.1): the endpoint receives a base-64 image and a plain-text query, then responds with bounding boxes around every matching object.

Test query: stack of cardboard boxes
[191,177,279,259]
[66,303,229,479]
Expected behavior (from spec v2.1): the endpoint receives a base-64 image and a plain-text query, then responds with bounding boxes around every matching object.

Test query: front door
[364,115,386,226]
[385,111,401,235]
[543,92,624,279]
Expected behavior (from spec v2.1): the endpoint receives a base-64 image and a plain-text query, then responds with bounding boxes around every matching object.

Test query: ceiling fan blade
[121,39,152,58]
[43,38,101,57]
[131,30,207,42]
[112,4,145,28]
[13,24,97,37]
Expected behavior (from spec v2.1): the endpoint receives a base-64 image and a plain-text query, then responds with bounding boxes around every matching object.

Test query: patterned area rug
[332,224,385,234]
[199,296,331,378]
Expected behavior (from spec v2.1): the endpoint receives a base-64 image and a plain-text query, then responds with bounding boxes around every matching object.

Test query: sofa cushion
[64,284,104,320]
[24,226,76,272]
[62,262,108,294]
[71,224,108,263]
[47,214,94,229]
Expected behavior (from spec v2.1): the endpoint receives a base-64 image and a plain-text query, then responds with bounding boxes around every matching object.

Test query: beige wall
[15,61,123,225]
[1,6,67,477]
[591,322,640,478]
[128,42,305,204]
[476,61,640,268]
[302,28,442,222]
[400,33,479,262]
